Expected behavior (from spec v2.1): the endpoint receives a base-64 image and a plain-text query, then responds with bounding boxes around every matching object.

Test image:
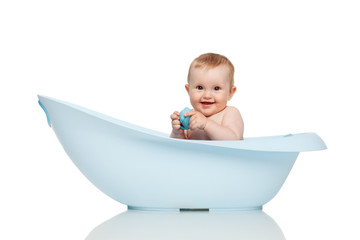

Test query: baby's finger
[173,124,181,130]
[172,121,182,130]
[172,119,181,125]
[170,112,179,120]
[184,110,196,117]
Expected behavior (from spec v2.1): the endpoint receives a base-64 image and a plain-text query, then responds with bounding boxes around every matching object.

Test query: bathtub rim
[38,95,327,153]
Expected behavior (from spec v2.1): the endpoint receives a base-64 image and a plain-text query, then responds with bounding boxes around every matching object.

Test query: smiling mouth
[201,102,214,106]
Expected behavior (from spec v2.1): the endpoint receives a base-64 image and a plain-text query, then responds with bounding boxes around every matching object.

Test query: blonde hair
[187,53,235,87]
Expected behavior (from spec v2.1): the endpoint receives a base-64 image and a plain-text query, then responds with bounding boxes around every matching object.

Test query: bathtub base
[128,205,263,212]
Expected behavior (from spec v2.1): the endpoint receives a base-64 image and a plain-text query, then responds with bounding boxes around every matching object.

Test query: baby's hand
[170,111,183,133]
[184,110,208,130]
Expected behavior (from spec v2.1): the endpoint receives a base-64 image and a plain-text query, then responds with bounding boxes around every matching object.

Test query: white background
[1,0,359,239]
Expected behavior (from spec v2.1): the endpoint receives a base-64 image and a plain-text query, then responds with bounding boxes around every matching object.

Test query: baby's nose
[203,90,212,98]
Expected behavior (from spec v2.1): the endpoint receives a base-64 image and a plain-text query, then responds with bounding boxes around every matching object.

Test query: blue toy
[179,107,192,130]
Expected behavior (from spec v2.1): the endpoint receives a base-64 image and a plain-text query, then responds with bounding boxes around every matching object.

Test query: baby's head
[187,53,235,89]
[185,53,237,117]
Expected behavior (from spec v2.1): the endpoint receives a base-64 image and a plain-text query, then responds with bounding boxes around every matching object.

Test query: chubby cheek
[189,92,201,103]
[215,93,229,104]
[190,98,201,110]
[218,97,228,106]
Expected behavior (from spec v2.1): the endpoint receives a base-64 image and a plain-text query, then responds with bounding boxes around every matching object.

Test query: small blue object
[284,134,293,137]
[179,107,192,130]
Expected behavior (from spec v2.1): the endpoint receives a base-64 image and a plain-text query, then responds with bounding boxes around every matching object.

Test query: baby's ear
[185,84,190,94]
[228,86,237,100]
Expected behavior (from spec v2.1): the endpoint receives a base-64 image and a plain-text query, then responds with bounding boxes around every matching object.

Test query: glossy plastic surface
[38,95,327,210]
[179,107,192,130]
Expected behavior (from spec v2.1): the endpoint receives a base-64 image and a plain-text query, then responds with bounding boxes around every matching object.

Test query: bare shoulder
[224,106,242,119]
[222,106,243,125]
[222,106,244,139]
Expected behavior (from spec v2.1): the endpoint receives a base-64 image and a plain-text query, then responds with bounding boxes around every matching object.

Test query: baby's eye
[196,86,203,90]
[214,86,221,91]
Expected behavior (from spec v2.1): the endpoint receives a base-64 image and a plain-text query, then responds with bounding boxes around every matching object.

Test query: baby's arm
[170,111,186,139]
[186,107,244,140]
[205,107,244,140]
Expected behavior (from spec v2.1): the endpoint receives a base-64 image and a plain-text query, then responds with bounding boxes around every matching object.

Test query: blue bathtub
[38,95,326,211]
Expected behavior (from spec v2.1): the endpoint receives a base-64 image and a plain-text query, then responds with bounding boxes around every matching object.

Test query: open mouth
[201,102,214,106]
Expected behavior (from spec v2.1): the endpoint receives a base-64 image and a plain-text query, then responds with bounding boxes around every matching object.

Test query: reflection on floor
[86,209,285,240]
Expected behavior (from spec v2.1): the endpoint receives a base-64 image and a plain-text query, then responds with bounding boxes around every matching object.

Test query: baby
[170,53,244,140]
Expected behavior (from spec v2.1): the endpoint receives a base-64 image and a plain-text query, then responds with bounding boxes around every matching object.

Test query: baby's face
[186,65,236,117]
